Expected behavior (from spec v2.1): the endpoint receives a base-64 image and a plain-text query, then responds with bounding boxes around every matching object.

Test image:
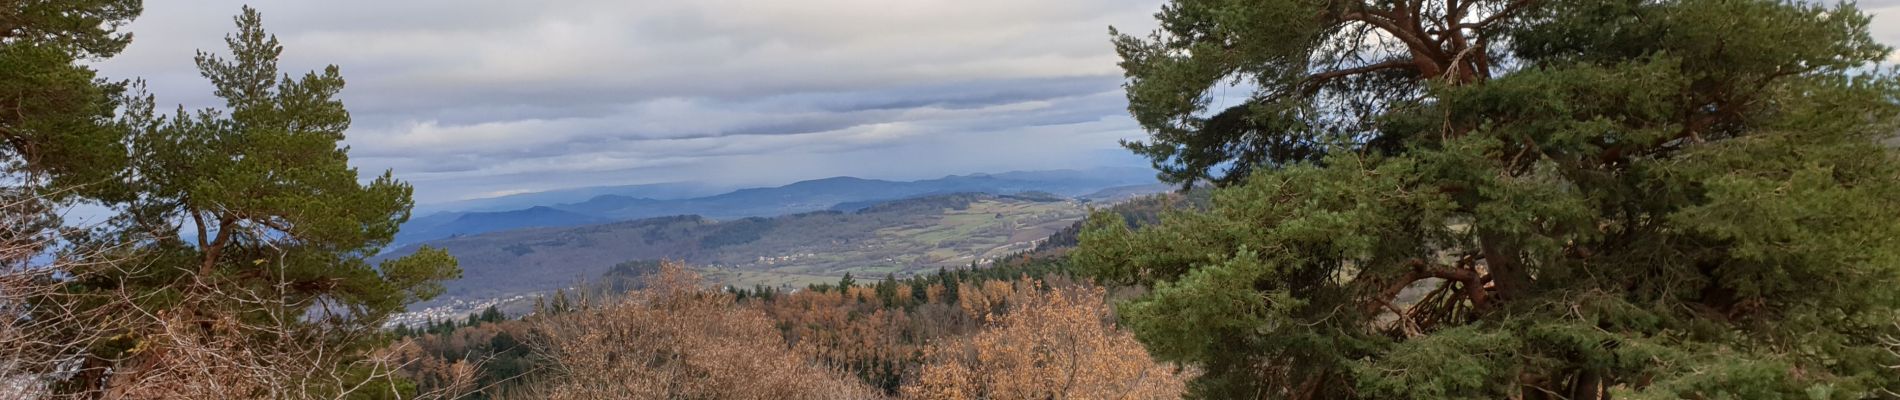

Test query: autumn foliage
[389,258,1192,399]
[904,284,1190,399]
[524,261,883,399]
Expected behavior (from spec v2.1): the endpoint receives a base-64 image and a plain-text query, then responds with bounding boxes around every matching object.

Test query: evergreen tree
[0,0,142,200]
[875,273,898,306]
[480,305,504,323]
[113,5,458,320]
[1083,0,1900,398]
[62,6,460,394]
[940,269,961,303]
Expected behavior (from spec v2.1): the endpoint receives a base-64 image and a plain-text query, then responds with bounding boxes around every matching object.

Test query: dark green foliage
[1038,191,1202,250]
[3,4,459,395]
[853,192,987,214]
[791,255,1077,301]
[397,306,509,339]
[0,0,141,200]
[107,6,459,322]
[604,259,664,278]
[874,273,898,305]
[43,6,460,393]
[1088,0,1900,398]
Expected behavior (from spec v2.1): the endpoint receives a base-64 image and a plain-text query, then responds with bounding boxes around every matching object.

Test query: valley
[382,192,1103,311]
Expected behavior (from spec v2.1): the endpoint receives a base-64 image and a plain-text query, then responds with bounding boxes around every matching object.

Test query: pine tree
[111,5,459,320]
[875,273,899,306]
[61,6,460,395]
[0,0,142,200]
[480,305,504,323]
[1083,0,1900,398]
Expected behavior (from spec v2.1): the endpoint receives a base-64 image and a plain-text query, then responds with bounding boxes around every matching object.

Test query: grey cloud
[93,1,1164,205]
[102,0,1896,203]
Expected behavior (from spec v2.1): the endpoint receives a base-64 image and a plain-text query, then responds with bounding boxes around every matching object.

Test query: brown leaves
[904,285,1191,400]
[527,261,882,400]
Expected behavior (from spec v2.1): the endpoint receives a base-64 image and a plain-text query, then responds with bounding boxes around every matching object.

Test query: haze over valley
[380,167,1168,314]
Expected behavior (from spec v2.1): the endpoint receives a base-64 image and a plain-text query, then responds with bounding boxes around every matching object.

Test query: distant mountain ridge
[413,181,728,215]
[381,192,1096,308]
[393,206,609,247]
[392,167,1160,246]
[559,172,1131,220]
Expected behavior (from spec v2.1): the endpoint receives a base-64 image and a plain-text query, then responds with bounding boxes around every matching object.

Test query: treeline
[742,257,1088,393]
[386,312,536,399]
[391,306,507,338]
[389,256,1188,398]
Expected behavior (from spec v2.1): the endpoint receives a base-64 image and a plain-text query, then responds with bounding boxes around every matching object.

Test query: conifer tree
[1083,0,1900,398]
[0,0,141,200]
[59,6,460,395]
[490,305,513,324]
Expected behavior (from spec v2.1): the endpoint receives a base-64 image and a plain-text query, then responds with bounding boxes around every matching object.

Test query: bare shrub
[84,284,470,399]
[527,261,883,400]
[1,192,469,399]
[904,284,1191,400]
[1,189,130,399]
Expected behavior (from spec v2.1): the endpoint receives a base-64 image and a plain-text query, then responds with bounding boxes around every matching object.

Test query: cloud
[96,0,1165,202]
[1869,3,1900,64]
[96,1,1900,203]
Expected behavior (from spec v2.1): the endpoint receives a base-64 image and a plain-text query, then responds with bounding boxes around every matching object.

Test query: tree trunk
[1479,230,1533,301]
[1567,369,1607,400]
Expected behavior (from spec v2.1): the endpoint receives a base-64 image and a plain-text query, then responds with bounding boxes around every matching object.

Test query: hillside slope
[412,181,728,215]
[393,206,609,247]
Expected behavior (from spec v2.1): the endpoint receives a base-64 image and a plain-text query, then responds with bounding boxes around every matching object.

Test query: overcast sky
[93,1,1900,204]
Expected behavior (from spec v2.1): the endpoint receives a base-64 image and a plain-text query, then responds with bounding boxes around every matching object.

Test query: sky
[92,0,1170,204]
[92,1,1900,204]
